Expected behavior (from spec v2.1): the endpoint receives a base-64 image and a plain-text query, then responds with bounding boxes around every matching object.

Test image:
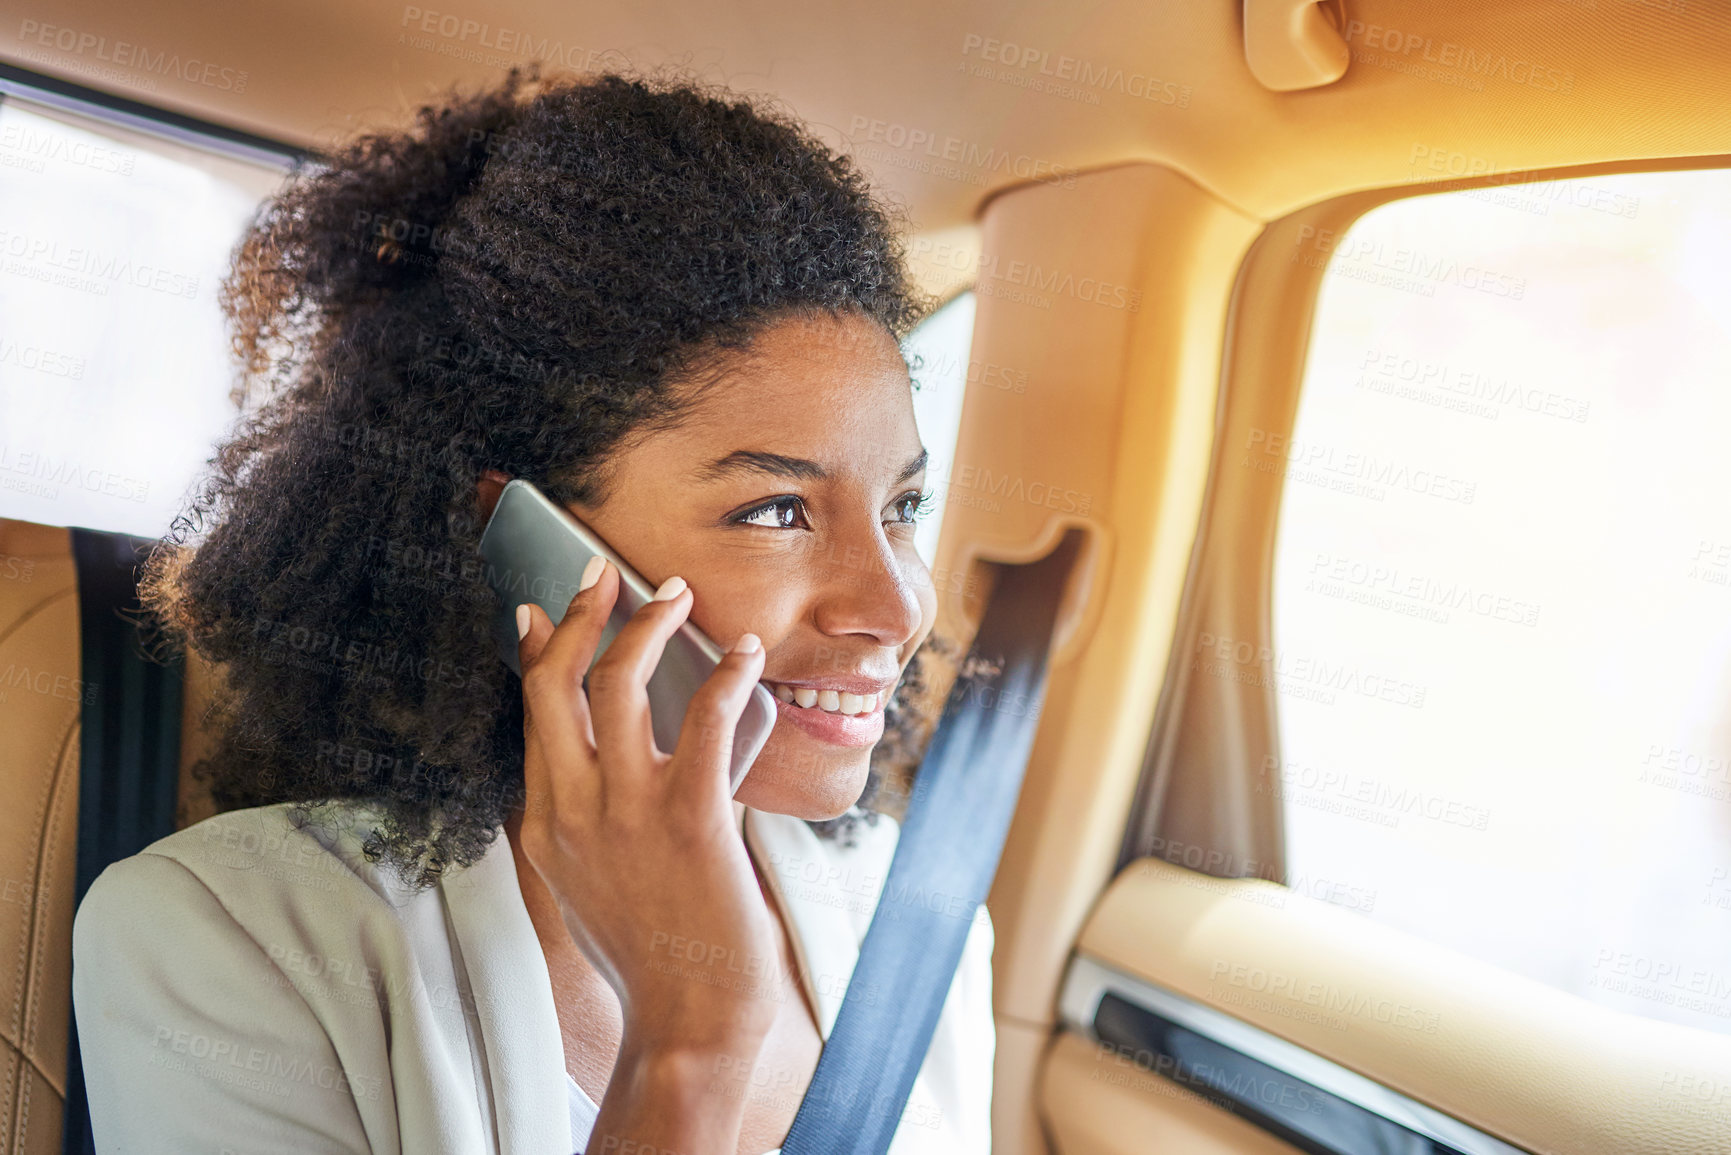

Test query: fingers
[586,577,696,773]
[528,555,618,680]
[669,632,766,802]
[518,556,616,813]
[520,558,761,820]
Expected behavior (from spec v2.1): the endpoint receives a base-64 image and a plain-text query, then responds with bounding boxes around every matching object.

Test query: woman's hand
[513,555,780,1148]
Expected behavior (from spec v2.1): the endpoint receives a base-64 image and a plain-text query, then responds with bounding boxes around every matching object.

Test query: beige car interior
[4,1,1731,1152]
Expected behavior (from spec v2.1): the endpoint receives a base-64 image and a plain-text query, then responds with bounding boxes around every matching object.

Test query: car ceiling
[5,1,1729,228]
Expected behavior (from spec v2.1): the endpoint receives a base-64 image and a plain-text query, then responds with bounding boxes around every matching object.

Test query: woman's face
[567,310,937,819]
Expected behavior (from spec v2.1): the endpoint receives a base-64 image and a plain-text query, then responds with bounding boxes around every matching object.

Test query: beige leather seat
[0,519,81,1154]
[0,518,216,1154]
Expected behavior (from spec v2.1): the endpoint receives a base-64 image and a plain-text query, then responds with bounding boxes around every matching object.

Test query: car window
[1271,166,1731,1036]
[0,96,288,535]
[902,290,976,567]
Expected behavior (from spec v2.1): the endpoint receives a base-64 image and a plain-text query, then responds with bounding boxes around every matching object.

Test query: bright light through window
[0,97,289,537]
[1274,167,1731,1036]
[902,290,976,567]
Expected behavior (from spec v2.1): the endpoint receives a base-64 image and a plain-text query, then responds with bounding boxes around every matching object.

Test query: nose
[807,525,926,649]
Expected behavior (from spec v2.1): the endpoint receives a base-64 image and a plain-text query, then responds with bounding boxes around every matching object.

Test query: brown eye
[737,496,809,529]
[889,489,935,525]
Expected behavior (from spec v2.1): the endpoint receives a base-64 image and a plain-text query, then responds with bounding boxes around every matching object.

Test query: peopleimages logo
[1305,550,1542,629]
[0,338,86,380]
[396,6,625,72]
[1260,754,1492,831]
[15,20,250,92]
[0,122,136,176]
[1355,346,1590,424]
[0,443,151,504]
[959,34,1192,107]
[1406,146,1641,220]
[847,116,1079,188]
[1293,225,1527,301]
[1192,631,1428,710]
[1243,427,1478,506]
[1208,962,1443,1033]
[1342,20,1573,94]
[0,228,202,299]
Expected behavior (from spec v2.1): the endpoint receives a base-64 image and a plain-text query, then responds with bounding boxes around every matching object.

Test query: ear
[476,468,512,523]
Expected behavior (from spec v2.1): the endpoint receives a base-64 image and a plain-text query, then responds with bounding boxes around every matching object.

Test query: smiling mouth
[761,681,887,716]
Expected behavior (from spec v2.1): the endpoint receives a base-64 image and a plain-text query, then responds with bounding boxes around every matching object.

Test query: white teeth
[766,682,883,716]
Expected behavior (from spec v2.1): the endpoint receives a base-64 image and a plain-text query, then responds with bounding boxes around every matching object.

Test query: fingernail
[578,555,605,593]
[651,575,687,602]
[515,603,531,639]
[729,632,761,655]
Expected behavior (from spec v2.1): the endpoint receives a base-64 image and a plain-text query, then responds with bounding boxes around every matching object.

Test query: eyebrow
[692,447,928,486]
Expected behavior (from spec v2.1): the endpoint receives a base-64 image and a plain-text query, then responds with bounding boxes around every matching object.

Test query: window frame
[0,60,304,170]
[1117,152,1731,887]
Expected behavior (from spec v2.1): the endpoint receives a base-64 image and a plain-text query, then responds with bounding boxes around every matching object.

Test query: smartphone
[477,478,776,795]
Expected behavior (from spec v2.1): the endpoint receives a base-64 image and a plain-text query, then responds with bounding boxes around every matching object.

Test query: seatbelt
[781,530,1082,1153]
[62,529,186,1155]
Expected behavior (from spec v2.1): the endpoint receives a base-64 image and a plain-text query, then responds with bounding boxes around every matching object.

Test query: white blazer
[71,801,994,1154]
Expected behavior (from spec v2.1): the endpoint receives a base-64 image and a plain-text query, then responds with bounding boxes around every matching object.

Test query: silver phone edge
[481,479,771,796]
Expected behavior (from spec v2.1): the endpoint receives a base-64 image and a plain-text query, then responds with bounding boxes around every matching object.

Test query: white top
[568,1076,598,1149]
[71,800,994,1154]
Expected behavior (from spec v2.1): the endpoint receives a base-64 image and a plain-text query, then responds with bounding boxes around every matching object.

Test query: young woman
[70,69,993,1154]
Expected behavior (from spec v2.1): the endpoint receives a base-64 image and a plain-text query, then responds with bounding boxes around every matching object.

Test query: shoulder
[98,800,410,896]
[71,807,394,1150]
[73,802,435,975]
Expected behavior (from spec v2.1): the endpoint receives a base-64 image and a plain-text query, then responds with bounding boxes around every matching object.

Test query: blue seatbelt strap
[780,531,1082,1153]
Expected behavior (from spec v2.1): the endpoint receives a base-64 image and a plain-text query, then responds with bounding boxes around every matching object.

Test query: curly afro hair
[139,66,966,889]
